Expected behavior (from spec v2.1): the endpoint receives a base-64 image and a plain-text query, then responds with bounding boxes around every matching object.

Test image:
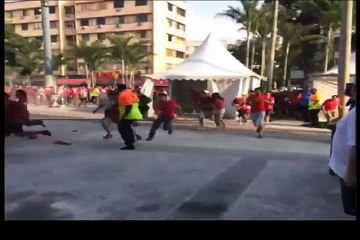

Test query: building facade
[5,0,187,76]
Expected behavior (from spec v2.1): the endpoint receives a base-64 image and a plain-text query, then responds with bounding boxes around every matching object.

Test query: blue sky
[186,1,246,42]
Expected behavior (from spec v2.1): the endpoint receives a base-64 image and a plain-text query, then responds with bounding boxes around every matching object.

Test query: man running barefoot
[146,93,181,141]
[247,87,266,138]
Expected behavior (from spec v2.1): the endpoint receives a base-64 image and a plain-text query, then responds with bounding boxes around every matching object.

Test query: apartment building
[5,0,187,76]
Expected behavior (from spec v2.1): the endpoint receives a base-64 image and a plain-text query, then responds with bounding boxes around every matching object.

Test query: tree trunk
[85,65,90,87]
[92,71,96,88]
[250,39,256,70]
[282,42,291,87]
[260,38,266,76]
[245,25,251,68]
[121,59,125,84]
[324,28,332,72]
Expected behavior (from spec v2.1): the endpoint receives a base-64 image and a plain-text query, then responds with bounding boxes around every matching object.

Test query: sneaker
[146,137,154,141]
[103,134,113,139]
[168,130,173,135]
[41,130,52,136]
[120,145,135,150]
[136,134,142,141]
[257,134,263,139]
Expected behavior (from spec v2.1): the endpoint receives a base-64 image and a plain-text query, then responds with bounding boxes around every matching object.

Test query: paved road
[4,120,351,220]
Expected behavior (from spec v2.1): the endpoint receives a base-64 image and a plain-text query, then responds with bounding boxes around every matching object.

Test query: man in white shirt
[329,82,356,216]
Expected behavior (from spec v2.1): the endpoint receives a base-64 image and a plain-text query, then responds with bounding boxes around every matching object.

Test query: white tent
[144,33,266,118]
[312,52,356,102]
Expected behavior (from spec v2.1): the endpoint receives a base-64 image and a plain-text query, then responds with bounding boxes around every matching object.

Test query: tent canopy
[146,33,266,81]
[315,52,356,77]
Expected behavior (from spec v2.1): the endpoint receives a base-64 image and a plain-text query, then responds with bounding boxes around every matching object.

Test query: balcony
[75,5,152,19]
[76,22,153,34]
[166,41,186,52]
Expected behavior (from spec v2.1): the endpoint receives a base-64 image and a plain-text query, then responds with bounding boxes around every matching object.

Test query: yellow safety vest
[119,103,143,120]
[309,93,322,110]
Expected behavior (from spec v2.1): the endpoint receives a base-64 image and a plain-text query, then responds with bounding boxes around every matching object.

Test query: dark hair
[255,87,263,94]
[212,92,224,100]
[117,84,127,92]
[16,89,27,98]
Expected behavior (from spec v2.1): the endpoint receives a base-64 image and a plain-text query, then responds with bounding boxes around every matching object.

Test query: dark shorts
[237,109,248,118]
[7,123,24,136]
[340,178,356,216]
[265,109,274,116]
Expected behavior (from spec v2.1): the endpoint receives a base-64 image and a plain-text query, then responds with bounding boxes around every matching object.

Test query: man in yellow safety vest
[308,88,322,127]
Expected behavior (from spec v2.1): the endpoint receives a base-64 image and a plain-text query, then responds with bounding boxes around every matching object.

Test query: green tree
[66,40,108,88]
[217,0,260,68]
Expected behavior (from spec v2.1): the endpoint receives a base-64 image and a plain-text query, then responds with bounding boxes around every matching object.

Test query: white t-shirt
[329,107,356,178]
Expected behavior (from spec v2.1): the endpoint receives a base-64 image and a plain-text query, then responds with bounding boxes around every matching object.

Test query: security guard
[117,84,143,150]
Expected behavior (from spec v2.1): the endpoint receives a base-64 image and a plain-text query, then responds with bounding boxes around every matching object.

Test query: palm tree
[66,40,108,88]
[217,0,260,68]
[126,43,149,87]
[108,35,134,84]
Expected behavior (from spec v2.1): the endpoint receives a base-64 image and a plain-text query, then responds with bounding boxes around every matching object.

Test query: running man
[146,92,181,141]
[247,87,266,138]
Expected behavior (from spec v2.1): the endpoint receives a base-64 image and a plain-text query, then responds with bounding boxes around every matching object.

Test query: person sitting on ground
[322,95,339,123]
[212,92,226,129]
[198,90,214,127]
[232,94,249,124]
[146,92,181,141]
[5,90,51,139]
[264,91,275,123]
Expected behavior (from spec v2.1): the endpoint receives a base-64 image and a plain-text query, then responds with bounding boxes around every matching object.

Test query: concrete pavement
[4,120,352,220]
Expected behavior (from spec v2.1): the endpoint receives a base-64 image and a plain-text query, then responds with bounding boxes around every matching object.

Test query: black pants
[309,109,320,127]
[301,105,309,122]
[117,119,135,147]
[340,178,356,216]
[148,116,173,138]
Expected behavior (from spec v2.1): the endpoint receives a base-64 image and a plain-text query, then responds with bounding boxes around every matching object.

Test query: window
[97,33,106,41]
[49,6,56,14]
[135,0,147,6]
[115,16,125,24]
[177,8,186,17]
[51,35,58,43]
[64,6,75,15]
[176,51,185,59]
[5,11,13,18]
[136,14,147,22]
[21,23,28,31]
[177,23,186,31]
[22,9,27,17]
[82,34,90,42]
[138,31,147,38]
[114,0,124,8]
[168,3,173,11]
[34,8,41,15]
[33,22,42,30]
[166,49,175,57]
[50,21,57,29]
[97,17,105,25]
[167,34,173,42]
[80,19,89,26]
[65,21,75,29]
[167,18,173,27]
[66,35,76,44]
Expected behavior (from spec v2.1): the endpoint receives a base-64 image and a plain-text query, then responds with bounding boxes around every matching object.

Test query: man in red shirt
[146,92,181,141]
[264,91,275,123]
[198,90,214,127]
[5,90,51,138]
[322,95,339,123]
[246,87,266,138]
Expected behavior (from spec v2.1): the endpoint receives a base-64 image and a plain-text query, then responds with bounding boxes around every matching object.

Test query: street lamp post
[337,0,353,118]
[41,0,54,88]
[266,0,279,91]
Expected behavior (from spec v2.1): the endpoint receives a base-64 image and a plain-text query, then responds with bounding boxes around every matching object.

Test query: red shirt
[322,99,338,111]
[247,94,265,113]
[45,89,51,96]
[213,99,225,110]
[199,95,214,111]
[72,88,79,97]
[6,100,29,124]
[156,99,180,119]
[264,95,275,110]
